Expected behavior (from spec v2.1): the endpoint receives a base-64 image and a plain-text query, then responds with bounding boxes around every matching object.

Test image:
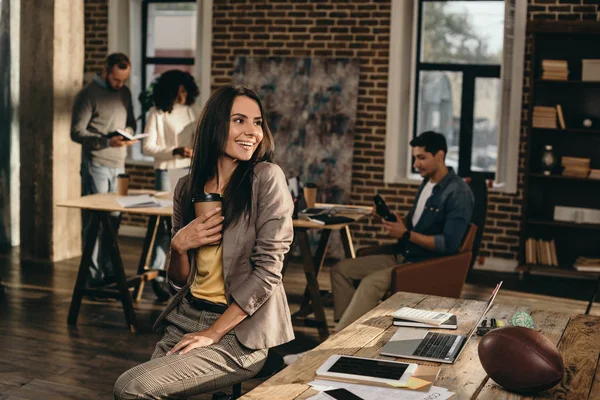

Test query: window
[141,0,197,98]
[414,0,504,179]
[385,0,526,193]
[108,0,212,163]
[132,0,198,161]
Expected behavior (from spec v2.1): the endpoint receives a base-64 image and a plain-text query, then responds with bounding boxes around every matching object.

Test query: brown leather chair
[356,223,477,298]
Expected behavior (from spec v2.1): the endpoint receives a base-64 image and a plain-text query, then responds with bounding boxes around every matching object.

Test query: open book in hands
[113,129,150,141]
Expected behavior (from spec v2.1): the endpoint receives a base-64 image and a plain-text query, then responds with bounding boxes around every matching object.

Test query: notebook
[392,307,454,326]
[393,315,457,329]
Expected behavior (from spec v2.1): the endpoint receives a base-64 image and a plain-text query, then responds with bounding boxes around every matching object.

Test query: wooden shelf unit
[520,21,600,280]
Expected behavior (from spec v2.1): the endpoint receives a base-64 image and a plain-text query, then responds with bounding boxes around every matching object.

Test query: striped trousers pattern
[114,296,267,399]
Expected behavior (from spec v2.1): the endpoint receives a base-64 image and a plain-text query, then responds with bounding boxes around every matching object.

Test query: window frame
[413,0,503,180]
[140,0,197,121]
[385,0,525,193]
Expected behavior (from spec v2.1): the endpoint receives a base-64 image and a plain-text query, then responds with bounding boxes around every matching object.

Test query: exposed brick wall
[210,0,598,261]
[84,0,599,256]
[528,0,600,21]
[84,0,108,76]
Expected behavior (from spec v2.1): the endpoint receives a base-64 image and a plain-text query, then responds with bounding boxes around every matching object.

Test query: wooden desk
[57,190,173,333]
[244,292,600,399]
[287,204,372,341]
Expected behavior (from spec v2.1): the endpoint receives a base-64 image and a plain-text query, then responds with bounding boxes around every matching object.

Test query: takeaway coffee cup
[303,182,318,209]
[117,174,130,196]
[193,193,223,218]
[193,193,223,243]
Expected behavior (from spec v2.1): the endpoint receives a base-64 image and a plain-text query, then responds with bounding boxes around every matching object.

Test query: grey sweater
[70,75,136,168]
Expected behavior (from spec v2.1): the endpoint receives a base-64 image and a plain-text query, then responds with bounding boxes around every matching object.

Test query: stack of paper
[116,195,171,208]
[307,379,454,400]
[574,257,600,272]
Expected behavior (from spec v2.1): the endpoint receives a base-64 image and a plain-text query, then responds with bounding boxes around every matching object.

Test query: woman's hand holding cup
[171,208,223,254]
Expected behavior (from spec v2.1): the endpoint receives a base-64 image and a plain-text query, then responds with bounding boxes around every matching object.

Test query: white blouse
[143,104,196,170]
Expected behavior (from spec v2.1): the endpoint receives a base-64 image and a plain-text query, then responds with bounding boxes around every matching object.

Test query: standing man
[331,131,474,331]
[71,53,137,286]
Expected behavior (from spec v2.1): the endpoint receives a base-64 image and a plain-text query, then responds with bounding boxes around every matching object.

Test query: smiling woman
[113,84,294,400]
[226,97,264,162]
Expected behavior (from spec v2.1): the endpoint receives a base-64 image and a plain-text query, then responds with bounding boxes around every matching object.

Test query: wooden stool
[211,351,284,400]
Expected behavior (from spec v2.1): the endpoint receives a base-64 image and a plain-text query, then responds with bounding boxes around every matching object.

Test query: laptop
[380,281,502,364]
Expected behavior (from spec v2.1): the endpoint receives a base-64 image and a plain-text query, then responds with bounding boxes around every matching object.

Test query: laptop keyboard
[413,332,456,359]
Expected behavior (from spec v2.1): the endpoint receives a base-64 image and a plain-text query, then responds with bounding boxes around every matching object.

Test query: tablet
[316,355,418,387]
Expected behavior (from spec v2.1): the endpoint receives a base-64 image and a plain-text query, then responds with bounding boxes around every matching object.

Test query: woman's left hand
[167,330,223,356]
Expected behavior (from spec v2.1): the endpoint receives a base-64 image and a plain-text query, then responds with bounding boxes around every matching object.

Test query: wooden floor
[0,237,598,399]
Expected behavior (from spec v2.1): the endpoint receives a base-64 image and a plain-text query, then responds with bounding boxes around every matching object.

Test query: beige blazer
[153,162,295,350]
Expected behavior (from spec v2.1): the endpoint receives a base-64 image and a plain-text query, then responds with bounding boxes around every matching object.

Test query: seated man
[331,131,474,331]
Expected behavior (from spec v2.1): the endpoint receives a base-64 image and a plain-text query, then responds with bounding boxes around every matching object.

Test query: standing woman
[143,70,199,300]
[114,84,294,399]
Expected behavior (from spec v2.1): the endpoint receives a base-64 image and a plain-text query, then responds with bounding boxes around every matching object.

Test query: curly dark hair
[152,69,199,113]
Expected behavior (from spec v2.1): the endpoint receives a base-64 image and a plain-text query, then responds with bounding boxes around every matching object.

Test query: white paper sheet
[306,379,454,400]
[116,195,163,208]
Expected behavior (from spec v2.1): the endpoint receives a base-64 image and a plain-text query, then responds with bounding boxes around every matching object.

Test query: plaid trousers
[114,296,268,400]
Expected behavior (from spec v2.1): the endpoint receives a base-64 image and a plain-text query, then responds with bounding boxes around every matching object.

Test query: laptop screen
[465,281,503,340]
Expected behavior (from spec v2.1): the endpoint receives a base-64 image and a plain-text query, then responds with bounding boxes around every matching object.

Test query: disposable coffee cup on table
[303,182,318,209]
[117,174,130,196]
[192,193,223,244]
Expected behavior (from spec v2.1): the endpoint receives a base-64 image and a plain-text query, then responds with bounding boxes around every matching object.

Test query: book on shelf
[582,59,600,82]
[589,169,600,180]
[556,105,566,129]
[574,257,600,272]
[541,59,569,81]
[561,156,591,178]
[532,106,558,129]
[525,238,558,266]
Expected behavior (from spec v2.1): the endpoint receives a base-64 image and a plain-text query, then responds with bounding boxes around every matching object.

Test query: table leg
[67,212,100,326]
[102,213,138,333]
[137,215,159,275]
[133,216,159,301]
[296,230,329,341]
[340,225,356,259]
[296,229,332,318]
[585,275,600,315]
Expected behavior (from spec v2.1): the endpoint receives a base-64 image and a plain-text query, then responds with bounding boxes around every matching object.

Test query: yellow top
[190,243,227,305]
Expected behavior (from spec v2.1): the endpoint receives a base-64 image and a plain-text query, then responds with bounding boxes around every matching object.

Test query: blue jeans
[150,169,171,272]
[81,159,124,285]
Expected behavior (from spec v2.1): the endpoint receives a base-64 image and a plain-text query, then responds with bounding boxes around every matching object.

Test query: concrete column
[0,0,12,250]
[19,0,83,261]
[0,0,20,251]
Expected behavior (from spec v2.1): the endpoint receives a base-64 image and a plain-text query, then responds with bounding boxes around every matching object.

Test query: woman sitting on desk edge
[114,84,295,399]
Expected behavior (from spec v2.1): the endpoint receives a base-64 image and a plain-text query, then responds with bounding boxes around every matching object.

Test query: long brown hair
[182,84,275,229]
